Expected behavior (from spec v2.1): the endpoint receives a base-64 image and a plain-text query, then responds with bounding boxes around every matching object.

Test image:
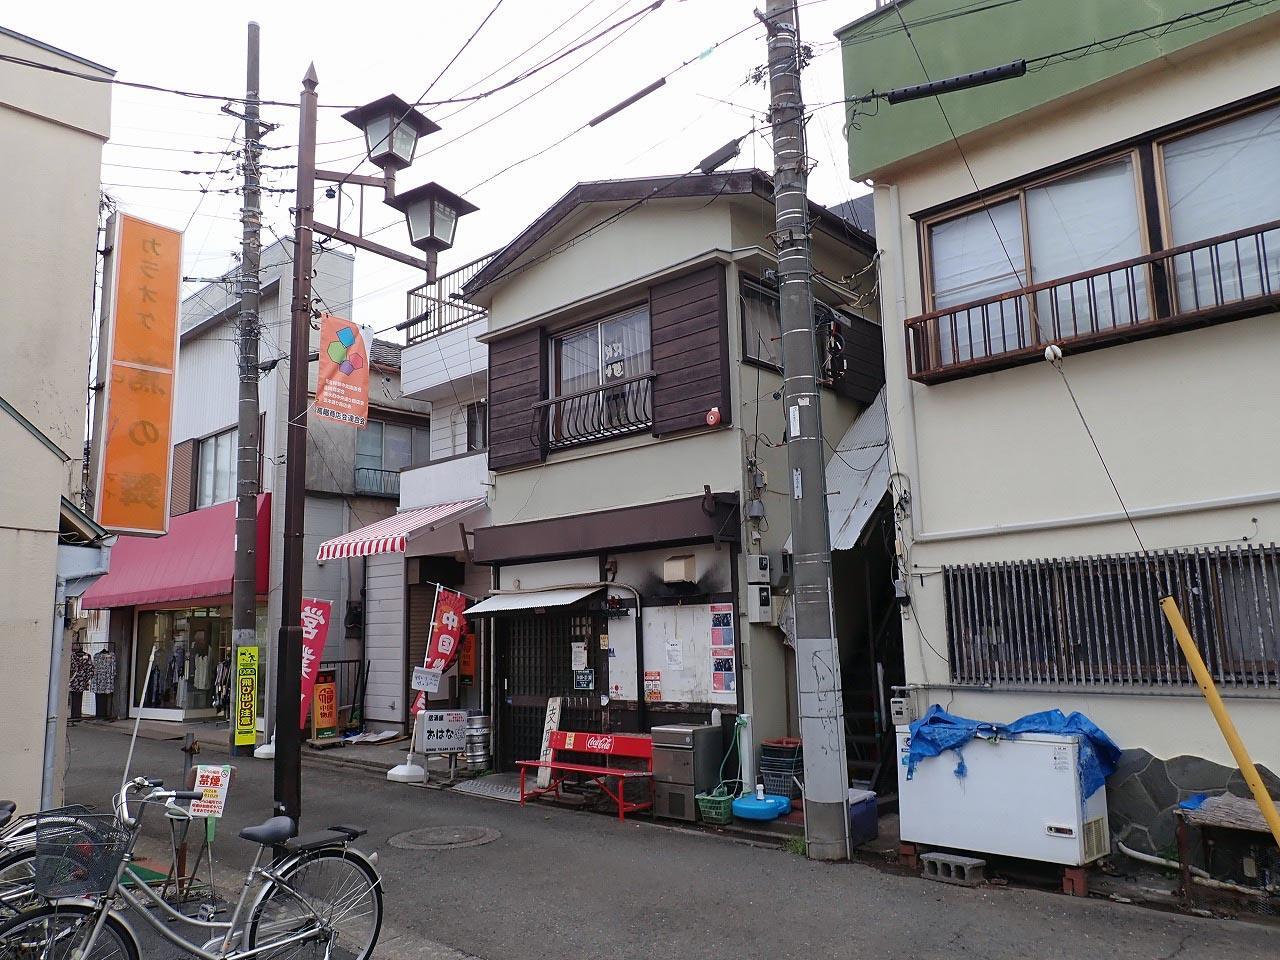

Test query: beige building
[1,28,114,809]
[840,2,1280,851]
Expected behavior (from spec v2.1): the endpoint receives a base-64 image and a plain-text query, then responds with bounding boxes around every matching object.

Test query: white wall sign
[190,764,232,819]
[571,641,588,671]
[411,665,443,693]
[416,710,468,754]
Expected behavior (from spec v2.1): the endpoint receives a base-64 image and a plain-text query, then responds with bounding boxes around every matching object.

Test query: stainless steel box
[654,782,698,822]
[650,723,723,820]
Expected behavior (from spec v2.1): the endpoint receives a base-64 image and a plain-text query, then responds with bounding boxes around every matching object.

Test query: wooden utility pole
[762,0,850,860]
[231,20,262,758]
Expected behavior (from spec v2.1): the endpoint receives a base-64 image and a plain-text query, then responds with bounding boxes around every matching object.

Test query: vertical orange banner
[315,313,370,427]
[94,214,182,535]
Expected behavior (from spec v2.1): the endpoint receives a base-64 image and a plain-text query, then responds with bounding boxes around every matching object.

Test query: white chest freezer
[896,726,1110,866]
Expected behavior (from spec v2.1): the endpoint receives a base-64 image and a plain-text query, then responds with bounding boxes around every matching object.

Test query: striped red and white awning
[316,498,486,561]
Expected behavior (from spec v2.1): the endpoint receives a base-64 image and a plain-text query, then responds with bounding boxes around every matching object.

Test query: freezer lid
[650,723,714,747]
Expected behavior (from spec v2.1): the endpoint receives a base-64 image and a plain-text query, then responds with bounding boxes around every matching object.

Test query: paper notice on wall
[709,603,736,695]
[644,671,662,703]
[664,635,684,670]
[571,641,588,671]
[190,765,231,819]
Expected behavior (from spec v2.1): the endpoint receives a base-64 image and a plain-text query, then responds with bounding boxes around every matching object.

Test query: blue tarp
[905,705,1122,799]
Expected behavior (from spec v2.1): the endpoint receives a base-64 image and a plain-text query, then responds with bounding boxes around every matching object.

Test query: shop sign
[459,633,475,686]
[91,213,183,536]
[299,597,332,728]
[573,669,595,690]
[537,697,562,790]
[416,710,467,753]
[315,314,371,427]
[234,647,258,747]
[417,587,468,693]
[312,669,338,739]
[191,764,231,818]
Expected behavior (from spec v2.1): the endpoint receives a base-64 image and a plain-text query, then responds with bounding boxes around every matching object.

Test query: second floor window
[741,280,781,366]
[549,306,652,442]
[357,419,430,474]
[197,427,237,508]
[466,401,487,452]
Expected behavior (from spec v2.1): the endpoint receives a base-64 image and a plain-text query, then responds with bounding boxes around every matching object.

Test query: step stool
[920,852,986,887]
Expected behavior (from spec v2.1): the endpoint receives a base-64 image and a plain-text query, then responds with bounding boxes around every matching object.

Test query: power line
[421,0,509,99]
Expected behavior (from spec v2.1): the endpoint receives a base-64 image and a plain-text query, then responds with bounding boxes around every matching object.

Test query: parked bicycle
[0,803,98,920]
[0,777,382,960]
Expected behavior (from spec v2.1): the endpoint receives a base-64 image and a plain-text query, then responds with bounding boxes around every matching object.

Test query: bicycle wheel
[0,901,138,960]
[245,848,382,960]
[0,849,46,919]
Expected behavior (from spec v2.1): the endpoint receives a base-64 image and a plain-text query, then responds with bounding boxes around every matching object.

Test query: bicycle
[0,777,383,960]
[0,804,98,920]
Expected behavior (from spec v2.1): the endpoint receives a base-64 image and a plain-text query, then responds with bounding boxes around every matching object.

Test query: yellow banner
[235,646,258,747]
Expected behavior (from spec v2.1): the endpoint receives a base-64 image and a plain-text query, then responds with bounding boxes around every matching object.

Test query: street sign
[416,710,467,754]
[573,669,595,690]
[234,647,258,747]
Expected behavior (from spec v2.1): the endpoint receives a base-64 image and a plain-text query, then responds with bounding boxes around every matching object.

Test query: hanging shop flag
[234,647,258,747]
[315,314,372,427]
[417,586,469,693]
[91,213,183,535]
[299,597,333,728]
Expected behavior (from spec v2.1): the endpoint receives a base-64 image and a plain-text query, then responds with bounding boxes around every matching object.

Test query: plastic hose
[1116,841,1274,897]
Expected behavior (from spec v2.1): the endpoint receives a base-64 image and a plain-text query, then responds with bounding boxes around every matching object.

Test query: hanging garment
[92,650,117,694]
[68,649,94,693]
[212,656,232,713]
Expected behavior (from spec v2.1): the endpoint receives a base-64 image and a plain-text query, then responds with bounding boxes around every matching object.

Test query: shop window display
[133,607,232,714]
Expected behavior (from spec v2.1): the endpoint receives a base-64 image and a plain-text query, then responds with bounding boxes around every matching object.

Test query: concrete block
[920,852,986,887]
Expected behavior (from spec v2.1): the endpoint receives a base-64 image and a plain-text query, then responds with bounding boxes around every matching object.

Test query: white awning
[465,586,601,616]
[316,498,486,561]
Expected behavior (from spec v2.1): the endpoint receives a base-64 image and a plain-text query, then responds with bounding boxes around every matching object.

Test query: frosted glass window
[197,427,237,508]
[383,424,413,471]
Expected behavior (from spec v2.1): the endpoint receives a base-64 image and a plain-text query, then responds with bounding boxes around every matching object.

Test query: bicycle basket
[34,813,130,897]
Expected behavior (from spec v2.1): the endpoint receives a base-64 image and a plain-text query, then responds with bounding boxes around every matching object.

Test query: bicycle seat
[0,800,15,828]
[239,815,298,846]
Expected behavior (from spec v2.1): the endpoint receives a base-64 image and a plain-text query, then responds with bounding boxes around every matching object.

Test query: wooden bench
[516,731,653,821]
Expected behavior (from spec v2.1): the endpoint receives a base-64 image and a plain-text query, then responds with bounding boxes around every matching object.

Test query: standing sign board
[91,214,183,535]
[190,765,232,818]
[234,647,258,747]
[312,669,338,739]
[315,314,371,427]
[537,697,563,790]
[299,598,332,728]
[416,710,467,754]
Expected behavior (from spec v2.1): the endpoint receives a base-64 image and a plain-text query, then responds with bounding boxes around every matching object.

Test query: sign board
[425,588,468,676]
[416,710,467,754]
[537,697,562,790]
[312,669,338,739]
[92,213,183,535]
[299,598,332,728]
[315,314,371,427]
[411,666,442,693]
[573,669,595,690]
[459,633,475,686]
[190,764,231,818]
[234,647,258,747]
[644,670,662,703]
[570,641,588,671]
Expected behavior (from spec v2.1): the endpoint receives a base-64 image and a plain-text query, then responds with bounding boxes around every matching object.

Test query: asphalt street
[60,724,1278,960]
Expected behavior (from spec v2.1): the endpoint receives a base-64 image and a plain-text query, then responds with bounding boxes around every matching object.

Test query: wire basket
[34,813,130,897]
[696,782,740,825]
[762,770,802,799]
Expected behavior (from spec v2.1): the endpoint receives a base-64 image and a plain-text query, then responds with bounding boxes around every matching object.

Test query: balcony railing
[906,219,1280,382]
[401,251,499,345]
[354,467,400,498]
[531,373,654,451]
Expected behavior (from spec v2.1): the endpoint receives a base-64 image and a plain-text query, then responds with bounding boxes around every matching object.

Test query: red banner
[299,597,333,728]
[428,588,468,674]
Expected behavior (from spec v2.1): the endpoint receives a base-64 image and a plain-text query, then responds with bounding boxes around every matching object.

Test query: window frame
[548,303,652,400]
[195,425,238,509]
[357,416,430,474]
[739,276,783,371]
[465,401,487,452]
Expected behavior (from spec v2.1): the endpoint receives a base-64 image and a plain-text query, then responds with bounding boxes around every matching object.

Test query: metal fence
[354,467,399,498]
[402,251,498,344]
[943,544,1280,688]
[532,373,654,450]
[319,659,365,726]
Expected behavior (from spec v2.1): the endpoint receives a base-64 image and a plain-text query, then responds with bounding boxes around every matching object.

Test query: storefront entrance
[132,606,234,720]
[497,609,608,768]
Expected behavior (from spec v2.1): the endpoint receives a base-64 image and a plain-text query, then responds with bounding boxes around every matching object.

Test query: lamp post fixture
[274,71,476,824]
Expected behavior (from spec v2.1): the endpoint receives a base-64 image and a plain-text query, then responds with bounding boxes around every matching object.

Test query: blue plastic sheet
[906,705,1121,799]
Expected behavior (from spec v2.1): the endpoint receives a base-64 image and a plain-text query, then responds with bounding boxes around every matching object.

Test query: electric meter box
[746,554,771,584]
[746,584,775,624]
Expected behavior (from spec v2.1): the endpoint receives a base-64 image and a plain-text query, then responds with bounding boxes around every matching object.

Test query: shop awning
[316,498,487,561]
[81,494,270,609]
[465,587,601,616]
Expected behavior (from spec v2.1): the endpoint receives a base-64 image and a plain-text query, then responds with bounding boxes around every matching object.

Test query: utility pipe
[1117,841,1273,897]
[40,576,69,809]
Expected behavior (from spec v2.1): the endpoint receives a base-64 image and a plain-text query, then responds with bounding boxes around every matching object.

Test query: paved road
[63,725,1277,960]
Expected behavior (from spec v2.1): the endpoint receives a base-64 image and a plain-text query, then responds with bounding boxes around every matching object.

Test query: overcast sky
[8,0,875,334]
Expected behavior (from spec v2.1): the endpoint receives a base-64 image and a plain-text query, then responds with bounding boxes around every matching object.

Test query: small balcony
[402,251,498,345]
[906,219,1280,382]
[532,373,654,451]
[354,467,400,498]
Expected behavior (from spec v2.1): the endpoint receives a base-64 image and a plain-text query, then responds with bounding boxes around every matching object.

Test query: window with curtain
[197,427,237,508]
[1162,104,1280,311]
[741,280,781,366]
[357,419,430,472]
[552,306,652,437]
[466,402,487,452]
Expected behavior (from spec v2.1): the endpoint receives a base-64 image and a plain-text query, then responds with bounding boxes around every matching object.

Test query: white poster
[537,697,563,789]
[416,710,468,754]
[190,764,231,819]
[570,641,588,671]
[665,635,684,670]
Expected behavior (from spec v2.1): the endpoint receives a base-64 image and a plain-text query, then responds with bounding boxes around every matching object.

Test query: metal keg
[464,712,491,771]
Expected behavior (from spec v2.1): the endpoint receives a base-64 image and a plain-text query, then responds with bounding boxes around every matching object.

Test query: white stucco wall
[873,22,1280,768]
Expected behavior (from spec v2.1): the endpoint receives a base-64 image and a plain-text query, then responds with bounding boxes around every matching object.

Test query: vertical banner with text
[315,314,371,427]
[417,587,469,694]
[92,214,183,535]
[234,647,258,747]
[300,597,333,728]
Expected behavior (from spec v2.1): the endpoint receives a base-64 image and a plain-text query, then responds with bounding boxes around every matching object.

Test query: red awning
[82,494,271,609]
[316,498,486,561]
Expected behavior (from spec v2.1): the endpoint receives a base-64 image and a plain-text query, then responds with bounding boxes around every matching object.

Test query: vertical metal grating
[943,544,1280,688]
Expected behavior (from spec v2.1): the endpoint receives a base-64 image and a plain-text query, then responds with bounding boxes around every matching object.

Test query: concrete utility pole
[275,64,318,822]
[231,20,262,758]
[762,0,850,860]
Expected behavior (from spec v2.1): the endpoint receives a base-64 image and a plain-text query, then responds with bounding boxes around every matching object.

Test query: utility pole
[231,20,262,758]
[762,0,850,860]
[275,64,318,822]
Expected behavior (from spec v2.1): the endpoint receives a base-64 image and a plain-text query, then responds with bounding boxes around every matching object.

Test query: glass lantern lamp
[385,182,478,253]
[341,94,440,172]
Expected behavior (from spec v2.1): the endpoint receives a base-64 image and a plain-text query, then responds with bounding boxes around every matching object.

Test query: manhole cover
[389,826,500,850]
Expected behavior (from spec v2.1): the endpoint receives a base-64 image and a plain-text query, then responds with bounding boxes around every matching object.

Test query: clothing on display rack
[212,654,232,715]
[91,649,117,694]
[68,646,93,692]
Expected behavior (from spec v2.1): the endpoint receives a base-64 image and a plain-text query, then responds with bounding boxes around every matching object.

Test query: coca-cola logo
[585,735,614,752]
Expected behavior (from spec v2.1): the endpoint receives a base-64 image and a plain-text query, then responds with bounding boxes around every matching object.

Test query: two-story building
[839,0,1280,851]
[82,237,431,732]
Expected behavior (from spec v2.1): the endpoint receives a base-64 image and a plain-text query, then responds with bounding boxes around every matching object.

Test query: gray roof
[829,194,875,239]
[370,339,402,369]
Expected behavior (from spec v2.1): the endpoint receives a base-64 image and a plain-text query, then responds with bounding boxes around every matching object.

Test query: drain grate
[388,826,501,850]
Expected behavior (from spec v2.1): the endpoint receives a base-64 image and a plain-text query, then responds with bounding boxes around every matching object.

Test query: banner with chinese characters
[234,647,258,747]
[315,313,371,428]
[312,669,338,739]
[299,597,333,728]
[416,586,469,694]
[92,214,183,535]
[190,764,232,818]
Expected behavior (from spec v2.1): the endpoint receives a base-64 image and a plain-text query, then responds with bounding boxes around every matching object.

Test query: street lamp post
[275,70,475,824]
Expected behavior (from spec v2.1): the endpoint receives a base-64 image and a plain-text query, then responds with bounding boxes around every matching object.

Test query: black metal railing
[944,544,1280,688]
[907,218,1280,381]
[319,658,364,729]
[531,373,654,450]
[401,251,499,344]
[354,467,399,497]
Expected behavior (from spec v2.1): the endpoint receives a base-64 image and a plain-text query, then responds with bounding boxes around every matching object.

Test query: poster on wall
[644,670,662,702]
[709,603,736,694]
[315,313,372,427]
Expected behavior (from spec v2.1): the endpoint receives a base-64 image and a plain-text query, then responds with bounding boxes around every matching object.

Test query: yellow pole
[1160,596,1280,849]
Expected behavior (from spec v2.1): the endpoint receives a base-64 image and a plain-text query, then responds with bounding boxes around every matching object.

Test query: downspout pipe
[42,576,68,809]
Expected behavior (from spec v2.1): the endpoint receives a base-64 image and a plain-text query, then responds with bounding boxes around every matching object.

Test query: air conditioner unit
[896,726,1110,866]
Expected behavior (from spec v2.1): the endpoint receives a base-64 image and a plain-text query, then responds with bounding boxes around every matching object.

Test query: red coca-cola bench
[516,731,653,821]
